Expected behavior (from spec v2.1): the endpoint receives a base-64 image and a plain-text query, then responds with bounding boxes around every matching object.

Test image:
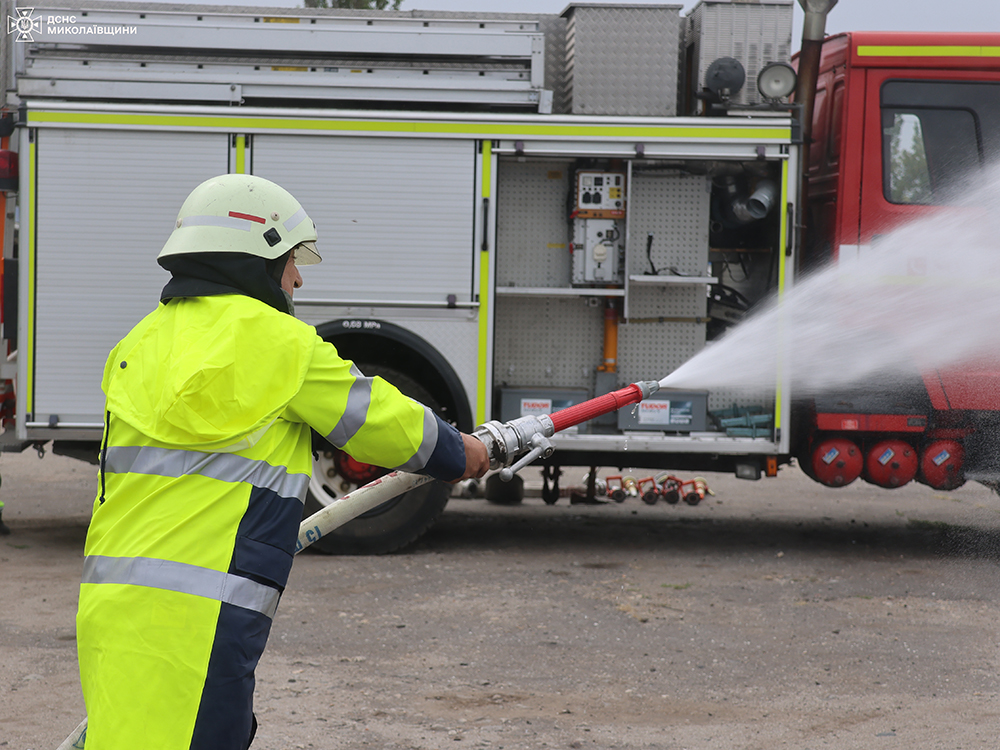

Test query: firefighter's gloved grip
[458,432,490,481]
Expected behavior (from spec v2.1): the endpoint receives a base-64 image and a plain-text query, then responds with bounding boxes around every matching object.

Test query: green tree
[888,113,931,204]
[303,0,403,8]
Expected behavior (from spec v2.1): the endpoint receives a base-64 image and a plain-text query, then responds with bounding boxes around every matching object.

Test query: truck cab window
[886,113,932,203]
[882,108,978,204]
[881,80,1000,205]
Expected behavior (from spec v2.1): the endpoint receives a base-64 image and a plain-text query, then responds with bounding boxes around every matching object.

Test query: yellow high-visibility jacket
[77,294,464,750]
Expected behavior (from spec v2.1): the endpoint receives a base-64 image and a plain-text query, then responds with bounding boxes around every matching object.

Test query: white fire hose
[56,380,660,748]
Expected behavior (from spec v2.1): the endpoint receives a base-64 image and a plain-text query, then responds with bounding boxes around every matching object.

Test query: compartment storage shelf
[496,286,625,297]
[628,274,716,285]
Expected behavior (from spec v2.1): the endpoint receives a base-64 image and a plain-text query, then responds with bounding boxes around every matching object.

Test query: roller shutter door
[32,128,228,425]
[251,135,476,305]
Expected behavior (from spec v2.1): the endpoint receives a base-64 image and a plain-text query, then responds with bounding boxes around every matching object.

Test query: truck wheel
[303,364,451,555]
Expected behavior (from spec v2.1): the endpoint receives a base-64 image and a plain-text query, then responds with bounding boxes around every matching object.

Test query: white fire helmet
[159,174,322,265]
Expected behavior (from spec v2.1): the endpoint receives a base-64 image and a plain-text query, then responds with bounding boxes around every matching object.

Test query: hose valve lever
[499,433,554,482]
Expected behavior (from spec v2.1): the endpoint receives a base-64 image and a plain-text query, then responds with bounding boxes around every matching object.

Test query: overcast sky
[214,0,999,49]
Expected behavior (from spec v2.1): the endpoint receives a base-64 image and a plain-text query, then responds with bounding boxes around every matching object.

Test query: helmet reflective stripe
[181,214,255,231]
[229,211,266,224]
[283,207,309,232]
[159,174,321,265]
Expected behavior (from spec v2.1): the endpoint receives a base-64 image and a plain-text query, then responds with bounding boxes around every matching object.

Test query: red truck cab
[808,32,1000,264]
[800,32,1000,490]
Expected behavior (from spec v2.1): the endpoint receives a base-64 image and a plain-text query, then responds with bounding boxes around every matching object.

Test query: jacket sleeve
[283,337,467,482]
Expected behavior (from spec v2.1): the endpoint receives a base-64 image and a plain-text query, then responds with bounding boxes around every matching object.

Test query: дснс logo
[7,7,41,42]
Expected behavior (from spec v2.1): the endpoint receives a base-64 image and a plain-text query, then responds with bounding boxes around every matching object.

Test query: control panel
[572,170,626,284]
[575,170,626,219]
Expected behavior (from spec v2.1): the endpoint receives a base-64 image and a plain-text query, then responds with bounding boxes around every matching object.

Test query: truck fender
[314,318,473,434]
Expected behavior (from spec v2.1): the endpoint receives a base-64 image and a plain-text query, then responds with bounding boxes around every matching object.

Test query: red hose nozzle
[549,381,659,433]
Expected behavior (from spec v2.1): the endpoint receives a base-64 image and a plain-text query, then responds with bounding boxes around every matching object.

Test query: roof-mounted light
[757,62,797,101]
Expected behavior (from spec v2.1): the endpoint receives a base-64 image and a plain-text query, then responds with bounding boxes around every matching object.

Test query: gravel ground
[2,450,999,749]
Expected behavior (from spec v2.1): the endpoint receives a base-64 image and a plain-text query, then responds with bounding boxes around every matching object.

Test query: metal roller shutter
[251,135,476,306]
[32,128,228,425]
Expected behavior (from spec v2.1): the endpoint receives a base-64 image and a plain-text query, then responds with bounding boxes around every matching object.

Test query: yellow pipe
[598,299,618,373]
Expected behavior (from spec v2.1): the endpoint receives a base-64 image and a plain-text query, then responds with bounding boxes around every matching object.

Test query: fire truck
[0,0,995,553]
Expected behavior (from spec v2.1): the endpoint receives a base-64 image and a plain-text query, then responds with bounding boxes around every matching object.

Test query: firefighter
[76,174,490,750]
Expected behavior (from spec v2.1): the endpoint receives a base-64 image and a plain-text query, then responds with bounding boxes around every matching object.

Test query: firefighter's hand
[458,432,490,481]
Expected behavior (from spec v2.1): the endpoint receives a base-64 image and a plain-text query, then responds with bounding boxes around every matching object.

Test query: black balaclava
[159,250,293,315]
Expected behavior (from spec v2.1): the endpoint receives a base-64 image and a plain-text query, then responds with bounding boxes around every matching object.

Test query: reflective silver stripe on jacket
[82,555,280,619]
[325,364,372,448]
[104,445,309,503]
[396,406,439,473]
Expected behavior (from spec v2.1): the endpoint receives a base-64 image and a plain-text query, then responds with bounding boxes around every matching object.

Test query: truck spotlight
[757,62,797,101]
[705,56,746,101]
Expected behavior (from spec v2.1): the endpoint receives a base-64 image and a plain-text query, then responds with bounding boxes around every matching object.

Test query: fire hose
[57,381,660,749]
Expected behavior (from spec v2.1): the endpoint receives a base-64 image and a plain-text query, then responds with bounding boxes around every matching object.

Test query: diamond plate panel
[493,296,604,391]
[565,5,682,116]
[539,15,570,114]
[687,0,793,108]
[496,159,573,289]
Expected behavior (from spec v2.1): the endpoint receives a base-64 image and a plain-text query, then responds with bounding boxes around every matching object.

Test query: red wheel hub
[334,451,385,485]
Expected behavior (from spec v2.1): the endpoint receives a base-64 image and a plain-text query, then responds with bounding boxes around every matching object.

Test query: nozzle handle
[499,433,554,481]
[499,445,544,482]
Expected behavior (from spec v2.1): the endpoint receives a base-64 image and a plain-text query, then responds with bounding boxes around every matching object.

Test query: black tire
[303,364,451,555]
